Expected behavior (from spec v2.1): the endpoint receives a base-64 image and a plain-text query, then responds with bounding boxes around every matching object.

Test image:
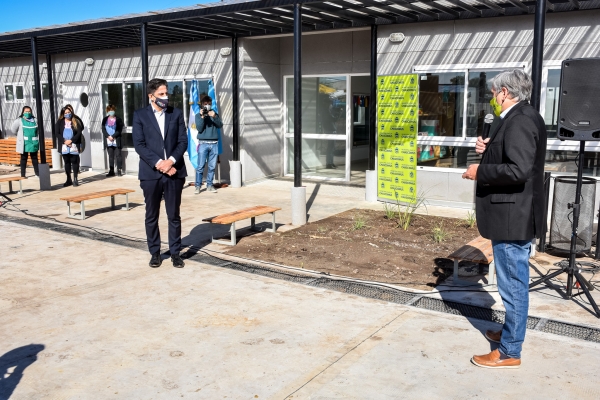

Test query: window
[125,83,145,127]
[417,73,464,138]
[167,81,184,115]
[466,70,503,137]
[32,83,50,101]
[4,84,24,102]
[101,84,124,120]
[286,76,347,135]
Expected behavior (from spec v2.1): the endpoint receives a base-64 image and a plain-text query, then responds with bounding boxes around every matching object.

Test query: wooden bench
[60,188,135,220]
[0,175,27,195]
[448,236,496,285]
[203,205,281,246]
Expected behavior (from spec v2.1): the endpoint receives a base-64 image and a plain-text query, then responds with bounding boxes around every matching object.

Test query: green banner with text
[377,74,419,203]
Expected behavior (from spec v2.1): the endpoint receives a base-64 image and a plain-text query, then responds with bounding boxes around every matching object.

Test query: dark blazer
[476,101,547,241]
[132,105,188,180]
[102,116,125,149]
[55,118,83,152]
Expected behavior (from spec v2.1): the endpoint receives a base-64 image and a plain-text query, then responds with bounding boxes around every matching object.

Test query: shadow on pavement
[0,344,45,399]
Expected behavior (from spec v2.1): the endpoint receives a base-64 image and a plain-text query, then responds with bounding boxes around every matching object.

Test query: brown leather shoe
[485,329,502,344]
[471,349,521,369]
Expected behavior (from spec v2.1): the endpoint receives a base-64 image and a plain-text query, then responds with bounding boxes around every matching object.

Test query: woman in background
[56,106,82,186]
[102,104,124,177]
[11,106,39,178]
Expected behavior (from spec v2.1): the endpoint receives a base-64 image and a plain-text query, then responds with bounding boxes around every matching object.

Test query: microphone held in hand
[482,113,494,140]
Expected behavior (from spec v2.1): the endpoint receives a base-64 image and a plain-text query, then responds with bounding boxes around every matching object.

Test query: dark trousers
[107,146,122,170]
[62,154,80,181]
[140,175,185,255]
[20,152,39,177]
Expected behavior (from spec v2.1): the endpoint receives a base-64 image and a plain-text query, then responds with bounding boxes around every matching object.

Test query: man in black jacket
[133,78,188,268]
[463,70,547,369]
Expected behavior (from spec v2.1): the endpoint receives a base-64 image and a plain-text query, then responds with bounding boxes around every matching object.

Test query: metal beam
[387,1,439,19]
[568,0,580,9]
[305,3,378,25]
[294,2,302,188]
[209,15,286,34]
[506,0,529,13]
[531,0,546,111]
[477,0,505,14]
[141,22,149,101]
[176,18,249,35]
[365,1,423,20]
[151,22,226,38]
[340,3,398,23]
[426,1,461,17]
[444,0,482,15]
[31,37,47,164]
[288,6,352,26]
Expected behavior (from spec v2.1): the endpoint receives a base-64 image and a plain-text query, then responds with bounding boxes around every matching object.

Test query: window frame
[282,73,353,181]
[31,82,50,102]
[4,82,26,103]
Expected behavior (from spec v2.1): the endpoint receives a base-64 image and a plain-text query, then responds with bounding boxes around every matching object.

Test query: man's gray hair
[490,70,532,102]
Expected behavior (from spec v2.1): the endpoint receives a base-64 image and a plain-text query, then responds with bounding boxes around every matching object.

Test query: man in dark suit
[133,78,188,268]
[463,70,547,369]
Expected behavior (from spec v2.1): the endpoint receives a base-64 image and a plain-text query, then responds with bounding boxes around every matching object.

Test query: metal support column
[141,22,149,100]
[46,53,57,148]
[365,24,378,202]
[293,2,302,188]
[531,0,546,111]
[369,24,377,171]
[291,2,306,225]
[232,35,240,162]
[31,37,46,164]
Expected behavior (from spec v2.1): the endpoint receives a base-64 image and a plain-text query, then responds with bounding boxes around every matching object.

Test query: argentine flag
[187,80,201,169]
[207,80,223,155]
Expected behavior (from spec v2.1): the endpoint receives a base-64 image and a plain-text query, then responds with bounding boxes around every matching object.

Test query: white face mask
[203,104,212,112]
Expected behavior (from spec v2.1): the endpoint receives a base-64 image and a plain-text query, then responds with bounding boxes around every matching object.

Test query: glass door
[284,75,350,180]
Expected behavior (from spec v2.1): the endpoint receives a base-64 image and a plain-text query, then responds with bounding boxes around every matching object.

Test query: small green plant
[352,215,366,230]
[432,222,449,243]
[395,192,428,231]
[465,210,476,228]
[383,202,397,220]
[317,226,327,233]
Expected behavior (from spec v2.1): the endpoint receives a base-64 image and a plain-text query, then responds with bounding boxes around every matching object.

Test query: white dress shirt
[152,107,176,167]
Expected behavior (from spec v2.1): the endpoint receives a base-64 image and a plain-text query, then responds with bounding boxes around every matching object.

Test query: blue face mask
[108,111,116,117]
[64,113,72,119]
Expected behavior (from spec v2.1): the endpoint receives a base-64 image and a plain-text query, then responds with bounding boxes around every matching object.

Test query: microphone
[482,113,494,140]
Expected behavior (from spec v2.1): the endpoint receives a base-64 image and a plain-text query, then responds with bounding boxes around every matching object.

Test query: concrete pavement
[1,219,600,399]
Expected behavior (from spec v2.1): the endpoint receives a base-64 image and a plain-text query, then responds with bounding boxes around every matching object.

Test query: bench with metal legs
[61,189,134,220]
[0,176,26,195]
[204,206,280,246]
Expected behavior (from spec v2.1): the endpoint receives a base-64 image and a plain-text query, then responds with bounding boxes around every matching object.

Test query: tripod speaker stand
[530,57,600,317]
[529,141,600,318]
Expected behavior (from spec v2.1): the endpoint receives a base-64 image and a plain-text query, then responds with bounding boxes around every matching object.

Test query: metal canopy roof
[0,0,597,59]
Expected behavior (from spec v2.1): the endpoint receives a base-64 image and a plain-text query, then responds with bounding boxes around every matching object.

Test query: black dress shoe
[149,252,162,268]
[171,254,185,268]
[73,178,79,187]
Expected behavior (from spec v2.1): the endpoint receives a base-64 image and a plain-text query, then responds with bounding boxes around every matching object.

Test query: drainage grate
[540,320,600,343]
[2,212,600,345]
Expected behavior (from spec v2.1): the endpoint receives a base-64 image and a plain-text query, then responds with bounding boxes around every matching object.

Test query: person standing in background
[102,104,124,177]
[12,106,39,178]
[194,95,222,194]
[56,106,82,187]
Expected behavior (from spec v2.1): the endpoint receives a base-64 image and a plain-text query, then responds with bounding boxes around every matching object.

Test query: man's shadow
[0,344,45,399]
[432,258,502,351]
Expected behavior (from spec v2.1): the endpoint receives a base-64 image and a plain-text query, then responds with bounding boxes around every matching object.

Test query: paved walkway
[1,219,599,399]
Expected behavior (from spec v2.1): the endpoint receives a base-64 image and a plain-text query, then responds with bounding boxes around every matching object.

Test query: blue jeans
[492,239,531,359]
[195,142,218,188]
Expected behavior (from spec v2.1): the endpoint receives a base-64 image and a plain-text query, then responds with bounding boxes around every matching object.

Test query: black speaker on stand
[529,58,600,318]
